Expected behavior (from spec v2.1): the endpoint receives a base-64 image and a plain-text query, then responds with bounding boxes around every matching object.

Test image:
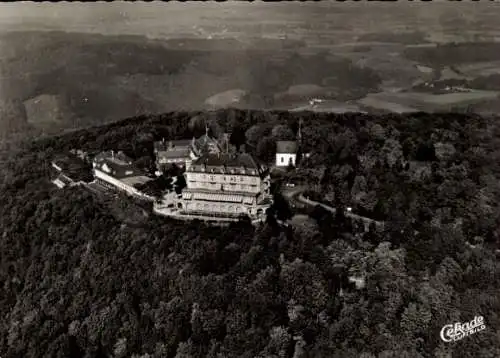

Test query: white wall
[185,200,250,215]
[276,153,296,167]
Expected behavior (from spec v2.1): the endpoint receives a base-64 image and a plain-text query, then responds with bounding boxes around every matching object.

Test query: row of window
[187,174,259,184]
[188,182,259,192]
[187,202,249,213]
[196,167,257,175]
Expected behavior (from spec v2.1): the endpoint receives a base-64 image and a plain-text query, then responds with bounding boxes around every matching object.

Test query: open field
[205,89,247,108]
[1,2,500,138]
[386,90,499,106]
[404,42,500,67]
[455,61,500,77]
[358,89,500,112]
[23,94,69,126]
[291,103,365,114]
[357,97,418,114]
[330,42,433,89]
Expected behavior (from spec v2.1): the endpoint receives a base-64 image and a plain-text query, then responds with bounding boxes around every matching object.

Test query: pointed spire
[297,118,303,143]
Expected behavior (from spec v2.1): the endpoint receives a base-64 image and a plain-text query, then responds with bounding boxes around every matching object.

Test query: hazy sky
[0,2,305,37]
[1,1,493,37]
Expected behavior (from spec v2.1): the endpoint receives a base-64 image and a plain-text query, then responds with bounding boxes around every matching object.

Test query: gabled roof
[93,151,148,180]
[193,134,221,155]
[276,140,298,154]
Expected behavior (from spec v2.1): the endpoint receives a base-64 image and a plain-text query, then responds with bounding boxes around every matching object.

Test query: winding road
[281,185,384,230]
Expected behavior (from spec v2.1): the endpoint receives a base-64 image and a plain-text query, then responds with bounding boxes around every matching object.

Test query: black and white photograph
[0,1,499,357]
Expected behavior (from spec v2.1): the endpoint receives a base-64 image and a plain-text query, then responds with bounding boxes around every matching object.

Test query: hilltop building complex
[154,128,224,174]
[154,151,272,224]
[51,127,274,225]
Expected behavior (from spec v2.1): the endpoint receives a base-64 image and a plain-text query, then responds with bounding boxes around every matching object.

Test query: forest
[404,42,500,67]
[411,75,500,94]
[0,109,499,357]
[356,31,428,45]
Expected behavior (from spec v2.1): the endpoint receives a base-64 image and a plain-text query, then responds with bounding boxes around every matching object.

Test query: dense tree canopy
[0,109,499,357]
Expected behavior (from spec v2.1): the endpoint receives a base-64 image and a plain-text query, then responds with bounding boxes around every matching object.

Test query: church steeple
[297,118,303,144]
[296,118,303,168]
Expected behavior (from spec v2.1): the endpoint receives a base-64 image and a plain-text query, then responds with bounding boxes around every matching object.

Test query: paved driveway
[281,185,384,230]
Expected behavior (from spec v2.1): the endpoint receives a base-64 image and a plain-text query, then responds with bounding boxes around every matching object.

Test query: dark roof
[276,140,298,154]
[93,151,147,180]
[154,136,221,157]
[194,134,215,147]
[154,139,192,152]
[53,154,86,171]
[189,153,268,177]
[192,134,221,155]
[158,148,191,159]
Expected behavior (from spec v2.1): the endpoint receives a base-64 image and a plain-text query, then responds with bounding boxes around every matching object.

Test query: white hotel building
[155,152,273,223]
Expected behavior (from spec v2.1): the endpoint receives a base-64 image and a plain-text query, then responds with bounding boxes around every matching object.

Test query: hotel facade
[154,152,272,223]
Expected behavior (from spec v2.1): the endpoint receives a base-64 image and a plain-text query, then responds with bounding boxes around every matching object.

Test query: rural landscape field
[1,1,500,140]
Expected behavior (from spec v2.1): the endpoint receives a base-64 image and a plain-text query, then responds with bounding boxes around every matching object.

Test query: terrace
[153,205,265,226]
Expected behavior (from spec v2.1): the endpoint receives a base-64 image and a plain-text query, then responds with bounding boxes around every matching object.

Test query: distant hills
[2,13,500,140]
[0,31,382,137]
